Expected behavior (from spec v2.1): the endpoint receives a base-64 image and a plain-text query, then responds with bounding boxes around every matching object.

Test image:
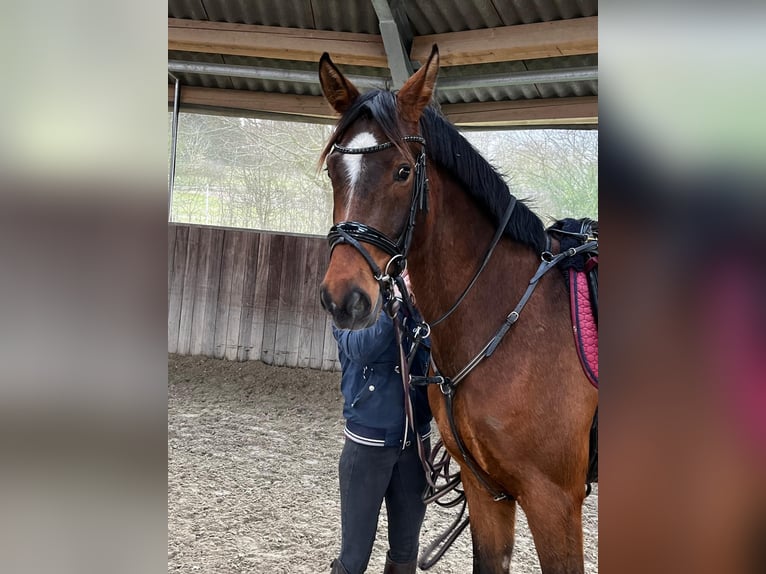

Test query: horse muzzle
[319,282,381,330]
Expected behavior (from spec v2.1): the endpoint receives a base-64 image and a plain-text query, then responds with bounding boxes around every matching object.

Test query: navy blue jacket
[333,309,432,447]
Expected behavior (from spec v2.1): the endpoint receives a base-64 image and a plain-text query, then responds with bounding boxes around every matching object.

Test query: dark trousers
[337,438,430,574]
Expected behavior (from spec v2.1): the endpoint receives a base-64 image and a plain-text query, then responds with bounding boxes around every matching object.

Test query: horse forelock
[320,90,416,166]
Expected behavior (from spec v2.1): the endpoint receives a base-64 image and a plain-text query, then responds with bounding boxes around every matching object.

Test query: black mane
[323,90,546,253]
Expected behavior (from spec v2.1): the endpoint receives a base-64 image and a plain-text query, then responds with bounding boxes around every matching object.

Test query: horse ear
[397,45,439,124]
[318,52,360,114]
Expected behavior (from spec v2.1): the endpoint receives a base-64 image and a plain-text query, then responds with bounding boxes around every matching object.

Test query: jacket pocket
[351,367,376,407]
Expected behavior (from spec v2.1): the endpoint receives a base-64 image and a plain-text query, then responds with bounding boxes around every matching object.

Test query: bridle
[326,134,428,303]
[326,133,518,325]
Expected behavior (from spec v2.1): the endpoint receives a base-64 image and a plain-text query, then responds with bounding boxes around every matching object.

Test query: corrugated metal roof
[436,54,597,103]
[168,0,598,126]
[169,0,598,32]
[170,51,597,105]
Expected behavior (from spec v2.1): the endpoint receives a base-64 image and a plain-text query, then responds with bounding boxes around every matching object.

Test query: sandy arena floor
[168,354,597,573]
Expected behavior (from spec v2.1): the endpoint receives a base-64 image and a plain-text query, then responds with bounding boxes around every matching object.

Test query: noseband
[326,135,427,299]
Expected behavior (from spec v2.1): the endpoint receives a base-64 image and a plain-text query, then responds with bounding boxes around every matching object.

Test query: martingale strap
[431,196,517,327]
[411,238,600,506]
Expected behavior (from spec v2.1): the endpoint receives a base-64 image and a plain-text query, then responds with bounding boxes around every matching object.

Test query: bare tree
[465,129,598,222]
[169,114,596,234]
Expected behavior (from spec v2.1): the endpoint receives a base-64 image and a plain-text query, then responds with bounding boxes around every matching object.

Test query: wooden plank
[177,225,200,354]
[287,235,310,367]
[273,235,295,366]
[168,223,360,371]
[297,237,322,368]
[201,228,225,356]
[322,311,339,372]
[188,227,225,356]
[167,225,176,302]
[260,234,285,365]
[275,235,308,367]
[168,85,596,126]
[236,232,261,361]
[224,231,247,360]
[249,233,272,364]
[189,227,212,355]
[320,235,340,371]
[168,225,187,354]
[169,85,335,120]
[169,18,388,67]
[411,16,598,66]
[440,96,598,126]
[272,234,293,367]
[213,230,238,359]
[310,242,331,370]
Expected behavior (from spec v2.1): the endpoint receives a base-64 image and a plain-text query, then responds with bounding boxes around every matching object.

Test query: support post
[168,75,181,221]
[371,0,413,88]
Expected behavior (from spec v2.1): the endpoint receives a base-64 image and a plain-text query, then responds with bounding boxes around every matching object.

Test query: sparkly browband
[332,135,425,155]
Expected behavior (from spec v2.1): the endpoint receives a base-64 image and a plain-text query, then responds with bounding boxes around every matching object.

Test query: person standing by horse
[330,271,432,574]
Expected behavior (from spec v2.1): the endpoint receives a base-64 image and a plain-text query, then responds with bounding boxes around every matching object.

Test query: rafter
[411,17,598,66]
[168,18,389,67]
[169,16,598,69]
[168,85,597,126]
[371,0,414,88]
[441,97,598,126]
[167,85,335,119]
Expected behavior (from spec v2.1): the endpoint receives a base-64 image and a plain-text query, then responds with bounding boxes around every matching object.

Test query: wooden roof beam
[168,18,389,67]
[411,16,598,66]
[167,85,335,119]
[169,16,598,69]
[168,85,597,126]
[441,96,598,126]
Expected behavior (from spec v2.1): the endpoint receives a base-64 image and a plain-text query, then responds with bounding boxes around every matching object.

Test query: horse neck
[406,166,548,369]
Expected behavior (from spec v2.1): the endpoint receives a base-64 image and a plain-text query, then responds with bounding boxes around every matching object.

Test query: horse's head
[317,46,440,329]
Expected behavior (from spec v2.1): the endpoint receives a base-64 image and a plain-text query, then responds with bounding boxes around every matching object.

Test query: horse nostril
[319,286,336,314]
[347,290,362,313]
[345,287,370,321]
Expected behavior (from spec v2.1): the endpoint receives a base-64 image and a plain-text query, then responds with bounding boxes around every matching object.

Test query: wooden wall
[168,224,340,371]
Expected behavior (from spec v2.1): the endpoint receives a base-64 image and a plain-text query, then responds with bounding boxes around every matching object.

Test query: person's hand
[402,270,416,305]
[389,296,401,315]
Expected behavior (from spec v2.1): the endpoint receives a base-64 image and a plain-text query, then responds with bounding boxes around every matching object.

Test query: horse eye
[395,165,411,182]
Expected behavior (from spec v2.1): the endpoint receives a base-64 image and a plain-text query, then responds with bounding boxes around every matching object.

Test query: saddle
[549,218,598,486]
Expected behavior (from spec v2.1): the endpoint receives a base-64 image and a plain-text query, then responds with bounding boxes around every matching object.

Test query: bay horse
[317,45,598,574]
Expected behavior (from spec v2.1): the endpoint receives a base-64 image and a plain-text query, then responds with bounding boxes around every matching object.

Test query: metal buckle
[413,322,431,339]
[384,254,405,277]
